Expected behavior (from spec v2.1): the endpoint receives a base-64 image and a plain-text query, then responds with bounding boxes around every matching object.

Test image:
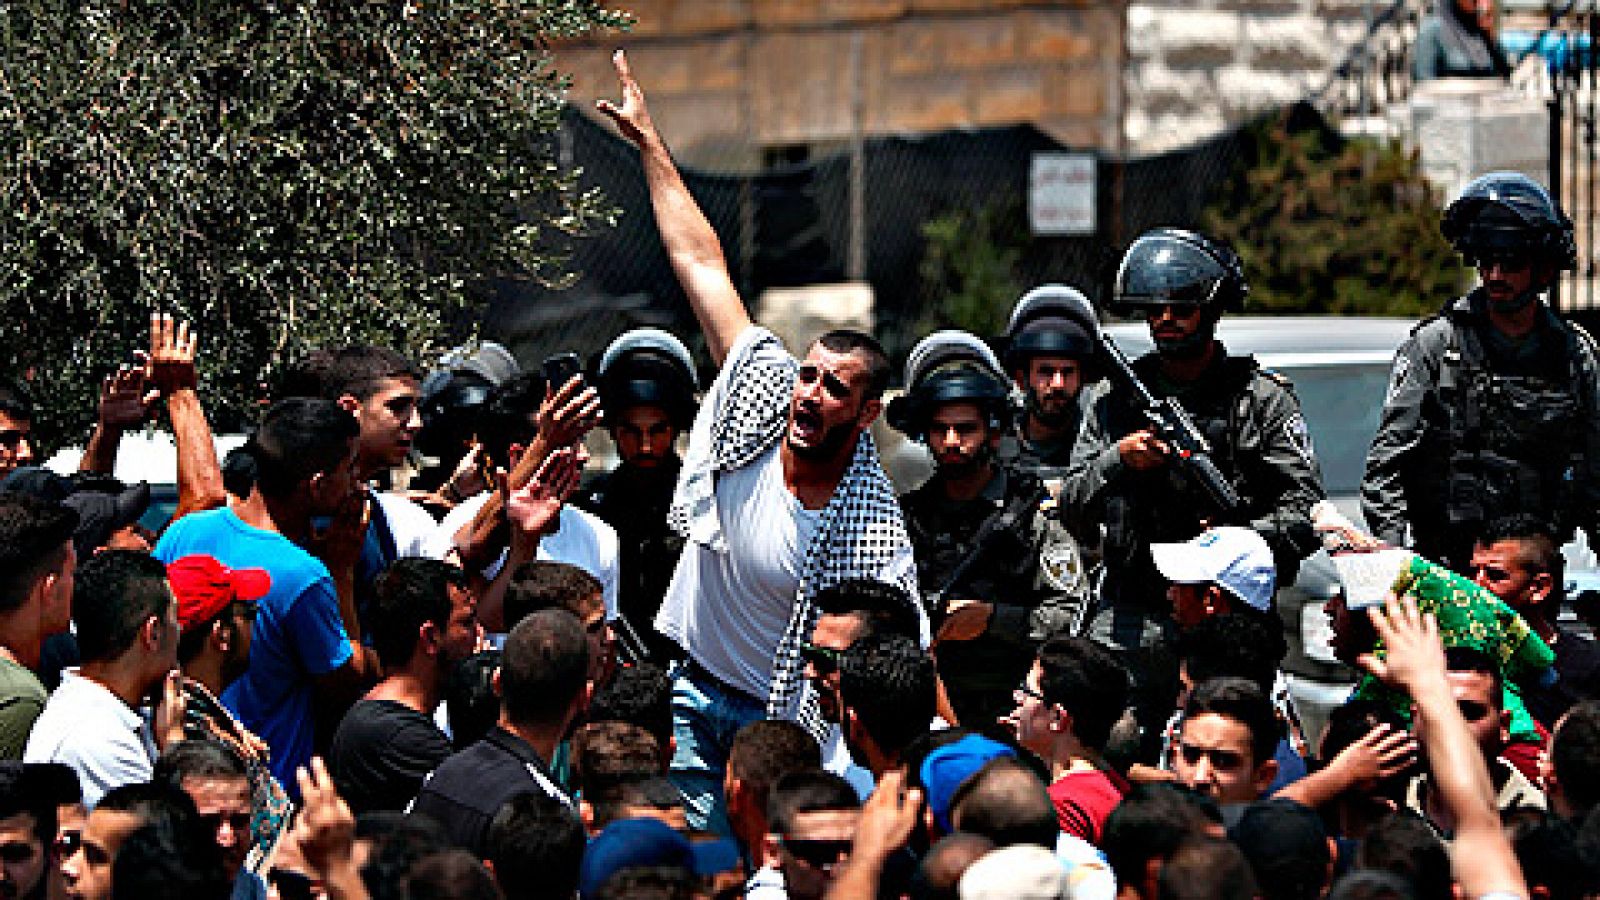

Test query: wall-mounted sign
[1029,153,1097,236]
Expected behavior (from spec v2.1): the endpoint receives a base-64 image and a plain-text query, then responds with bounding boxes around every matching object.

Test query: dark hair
[355,812,450,900]
[1555,702,1600,818]
[486,793,586,900]
[728,720,822,823]
[153,740,247,788]
[1101,783,1217,890]
[1355,813,1452,900]
[476,372,547,469]
[1229,800,1330,900]
[503,560,602,632]
[317,346,421,403]
[0,762,76,844]
[369,558,467,669]
[500,608,589,727]
[1443,645,1504,711]
[1508,810,1593,900]
[98,783,205,862]
[838,633,936,757]
[767,769,859,836]
[0,379,35,421]
[73,549,172,663]
[912,833,996,900]
[1318,700,1416,797]
[0,493,76,614]
[111,816,230,900]
[815,330,891,400]
[588,662,673,749]
[1478,513,1563,575]
[1179,613,1287,694]
[1326,871,1417,900]
[593,867,697,900]
[249,398,360,499]
[586,776,684,831]
[812,578,919,640]
[1037,636,1129,750]
[401,848,502,900]
[1158,836,1261,900]
[444,650,502,750]
[1182,677,1280,768]
[948,756,1058,848]
[572,721,663,795]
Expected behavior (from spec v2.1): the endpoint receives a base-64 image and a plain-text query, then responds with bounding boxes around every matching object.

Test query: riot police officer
[1001,285,1099,479]
[1362,172,1600,570]
[574,328,699,662]
[1063,228,1323,654]
[889,330,1088,727]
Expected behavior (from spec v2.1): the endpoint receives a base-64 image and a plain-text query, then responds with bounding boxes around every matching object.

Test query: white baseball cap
[1150,526,1276,613]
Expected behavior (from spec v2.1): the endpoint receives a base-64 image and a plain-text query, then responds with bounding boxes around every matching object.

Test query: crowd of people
[0,48,1597,900]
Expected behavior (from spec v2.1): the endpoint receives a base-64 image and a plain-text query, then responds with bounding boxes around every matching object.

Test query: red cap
[167,554,272,631]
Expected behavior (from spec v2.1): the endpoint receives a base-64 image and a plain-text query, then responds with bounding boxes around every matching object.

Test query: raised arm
[1360,595,1527,900]
[146,316,228,520]
[597,50,750,366]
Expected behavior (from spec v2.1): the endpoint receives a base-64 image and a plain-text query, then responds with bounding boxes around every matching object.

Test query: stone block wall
[1125,0,1381,155]
[553,0,1122,167]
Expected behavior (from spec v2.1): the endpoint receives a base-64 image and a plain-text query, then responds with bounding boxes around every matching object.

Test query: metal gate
[1541,2,1600,310]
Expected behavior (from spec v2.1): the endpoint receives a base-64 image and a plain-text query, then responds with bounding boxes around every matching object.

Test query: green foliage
[1202,113,1467,318]
[0,0,629,449]
[917,198,1027,338]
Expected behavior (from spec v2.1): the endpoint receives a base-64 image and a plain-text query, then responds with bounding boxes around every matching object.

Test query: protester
[409,608,588,855]
[0,382,38,482]
[764,770,862,900]
[727,720,824,893]
[600,51,916,836]
[1170,678,1281,809]
[25,551,183,808]
[151,740,259,896]
[154,398,379,794]
[0,761,71,900]
[328,558,479,815]
[0,494,76,758]
[836,634,937,779]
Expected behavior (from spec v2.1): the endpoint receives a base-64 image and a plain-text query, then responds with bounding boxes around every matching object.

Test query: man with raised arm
[598,51,917,836]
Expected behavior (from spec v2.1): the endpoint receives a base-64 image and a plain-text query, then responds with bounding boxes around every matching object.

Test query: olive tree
[0,0,628,446]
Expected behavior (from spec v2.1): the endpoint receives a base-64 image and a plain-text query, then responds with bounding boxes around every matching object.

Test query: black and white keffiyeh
[669,327,917,740]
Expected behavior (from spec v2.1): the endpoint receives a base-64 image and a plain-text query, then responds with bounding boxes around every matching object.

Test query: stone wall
[1125,0,1380,156]
[552,0,1123,167]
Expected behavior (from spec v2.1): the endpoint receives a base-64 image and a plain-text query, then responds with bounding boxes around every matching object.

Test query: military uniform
[901,465,1087,727]
[575,457,686,663]
[1000,405,1082,482]
[1064,347,1324,649]
[1361,290,1600,568]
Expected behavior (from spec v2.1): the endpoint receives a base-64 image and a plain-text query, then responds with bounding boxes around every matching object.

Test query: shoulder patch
[1385,353,1412,406]
[1283,411,1315,465]
[1257,367,1293,389]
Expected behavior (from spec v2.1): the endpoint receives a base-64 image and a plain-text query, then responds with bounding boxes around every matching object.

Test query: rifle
[927,480,1050,622]
[610,611,652,666]
[1097,335,1245,519]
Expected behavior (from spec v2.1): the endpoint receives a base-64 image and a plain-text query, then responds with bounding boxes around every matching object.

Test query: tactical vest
[1437,320,1590,538]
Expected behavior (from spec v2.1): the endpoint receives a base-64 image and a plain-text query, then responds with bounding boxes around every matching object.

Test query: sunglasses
[800,642,843,675]
[0,840,36,865]
[0,429,27,449]
[781,837,852,868]
[1013,680,1046,703]
[1476,253,1533,272]
[199,810,254,837]
[1177,742,1246,772]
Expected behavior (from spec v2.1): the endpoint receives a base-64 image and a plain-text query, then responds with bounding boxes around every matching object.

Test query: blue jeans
[667,660,766,837]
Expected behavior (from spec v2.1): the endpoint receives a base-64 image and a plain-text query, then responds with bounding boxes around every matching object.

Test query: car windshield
[1281,362,1392,496]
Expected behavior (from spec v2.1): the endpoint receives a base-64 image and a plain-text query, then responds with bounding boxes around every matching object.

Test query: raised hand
[96,363,156,430]
[534,376,602,454]
[596,50,658,147]
[294,757,357,879]
[1358,593,1448,696]
[507,446,581,538]
[143,313,198,396]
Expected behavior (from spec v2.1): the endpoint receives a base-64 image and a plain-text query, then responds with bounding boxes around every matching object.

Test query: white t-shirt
[25,670,157,808]
[426,493,621,620]
[655,442,821,700]
[373,491,439,558]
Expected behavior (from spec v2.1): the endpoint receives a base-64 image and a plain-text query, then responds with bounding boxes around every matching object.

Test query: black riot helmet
[416,342,520,458]
[595,328,700,430]
[887,330,1013,438]
[1440,172,1576,270]
[1001,285,1099,374]
[1110,228,1248,315]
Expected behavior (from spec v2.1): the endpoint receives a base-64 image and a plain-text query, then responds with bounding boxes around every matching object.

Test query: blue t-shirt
[155,508,353,791]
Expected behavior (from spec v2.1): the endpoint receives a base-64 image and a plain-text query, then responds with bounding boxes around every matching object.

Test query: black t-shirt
[1526,625,1600,727]
[409,726,571,856]
[327,699,452,815]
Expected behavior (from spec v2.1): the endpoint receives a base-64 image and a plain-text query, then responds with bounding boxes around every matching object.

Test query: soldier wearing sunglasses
[1364,171,1600,572]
